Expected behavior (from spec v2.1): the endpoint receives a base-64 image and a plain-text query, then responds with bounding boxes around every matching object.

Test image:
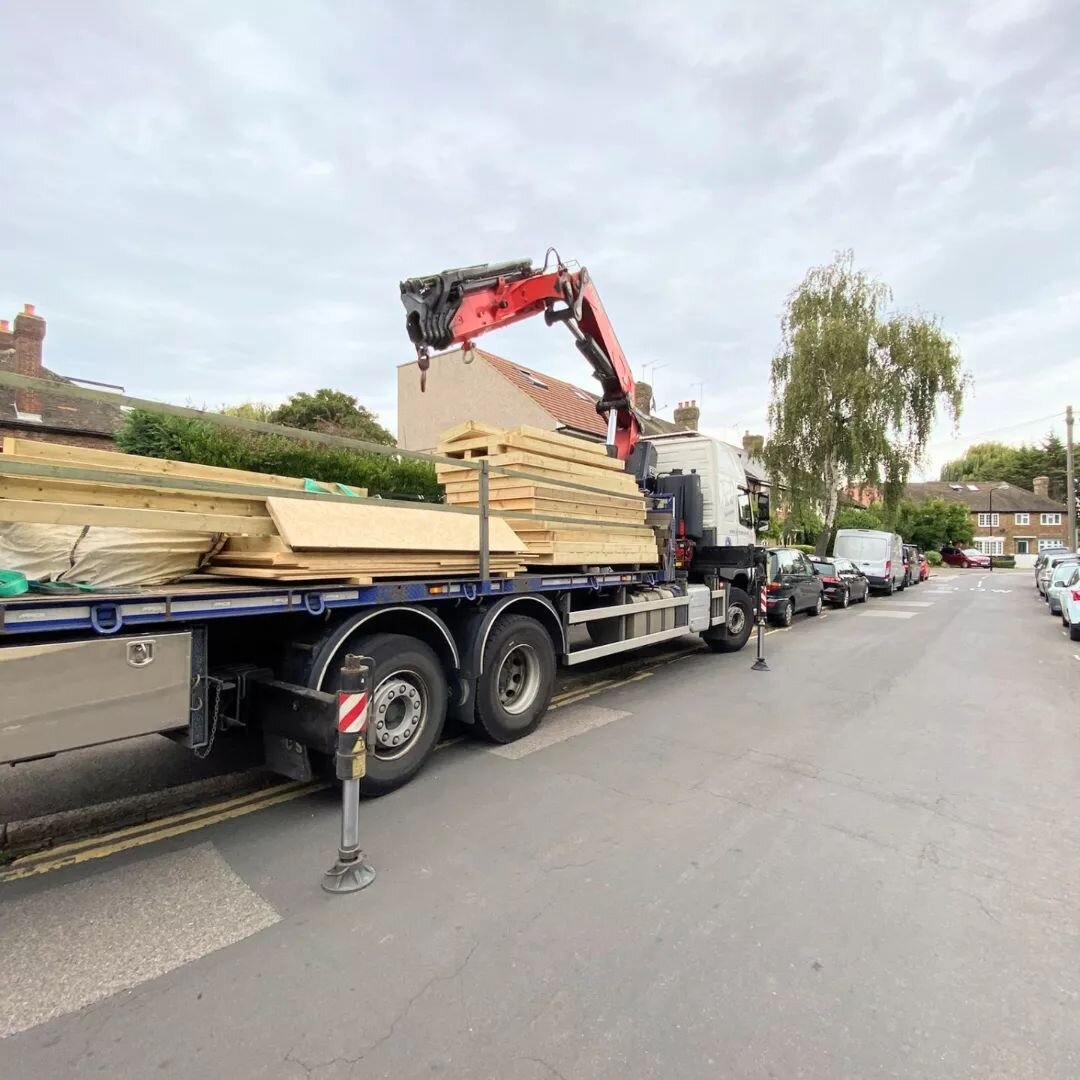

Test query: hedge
[925,550,943,566]
[116,410,441,500]
[991,555,1016,569]
[791,544,817,555]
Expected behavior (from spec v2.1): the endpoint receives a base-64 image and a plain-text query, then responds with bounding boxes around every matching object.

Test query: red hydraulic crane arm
[399,256,640,459]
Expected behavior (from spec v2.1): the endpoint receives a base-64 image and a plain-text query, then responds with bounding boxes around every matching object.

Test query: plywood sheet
[265,497,523,553]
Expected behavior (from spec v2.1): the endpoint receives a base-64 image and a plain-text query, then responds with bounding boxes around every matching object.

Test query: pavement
[3,570,1079,1078]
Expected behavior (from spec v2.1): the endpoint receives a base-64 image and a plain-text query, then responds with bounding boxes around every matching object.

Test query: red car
[919,553,930,580]
[939,545,991,569]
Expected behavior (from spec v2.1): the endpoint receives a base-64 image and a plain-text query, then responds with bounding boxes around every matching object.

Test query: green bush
[991,555,1015,569]
[116,410,440,500]
[925,550,943,566]
[791,544,817,555]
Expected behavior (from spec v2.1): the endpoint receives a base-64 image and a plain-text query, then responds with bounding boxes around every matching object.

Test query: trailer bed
[0,569,672,638]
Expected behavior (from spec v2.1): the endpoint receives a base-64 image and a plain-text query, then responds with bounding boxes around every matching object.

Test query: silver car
[1038,551,1077,597]
[1046,558,1080,615]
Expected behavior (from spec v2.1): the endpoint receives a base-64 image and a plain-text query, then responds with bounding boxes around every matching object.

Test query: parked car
[1038,551,1077,597]
[940,545,991,569]
[834,529,906,594]
[918,552,930,581]
[1060,565,1080,642]
[766,548,824,626]
[902,544,920,586]
[1035,547,1069,591]
[809,556,870,608]
[1044,557,1080,612]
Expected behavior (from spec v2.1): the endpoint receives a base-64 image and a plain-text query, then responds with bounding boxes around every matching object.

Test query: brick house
[396,346,684,451]
[905,479,1069,565]
[0,305,123,449]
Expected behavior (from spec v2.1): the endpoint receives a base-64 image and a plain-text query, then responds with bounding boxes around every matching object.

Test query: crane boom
[399,255,640,460]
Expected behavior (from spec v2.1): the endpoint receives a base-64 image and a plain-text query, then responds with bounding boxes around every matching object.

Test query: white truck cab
[643,431,759,547]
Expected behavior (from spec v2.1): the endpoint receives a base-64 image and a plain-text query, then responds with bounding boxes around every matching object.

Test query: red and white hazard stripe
[338,691,370,734]
[759,582,767,614]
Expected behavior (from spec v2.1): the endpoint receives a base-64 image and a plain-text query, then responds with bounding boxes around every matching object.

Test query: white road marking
[490,704,631,760]
[857,610,918,619]
[0,843,279,1039]
[887,600,935,608]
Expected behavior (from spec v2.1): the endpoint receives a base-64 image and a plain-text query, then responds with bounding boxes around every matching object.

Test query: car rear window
[814,561,837,576]
[836,536,887,561]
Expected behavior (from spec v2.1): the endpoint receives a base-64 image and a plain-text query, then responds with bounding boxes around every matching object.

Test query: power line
[930,410,1066,448]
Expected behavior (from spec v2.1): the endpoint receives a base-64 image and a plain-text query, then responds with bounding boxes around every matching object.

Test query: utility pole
[1067,404,1075,550]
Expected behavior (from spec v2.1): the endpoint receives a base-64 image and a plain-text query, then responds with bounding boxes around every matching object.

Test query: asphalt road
[3,570,1079,1078]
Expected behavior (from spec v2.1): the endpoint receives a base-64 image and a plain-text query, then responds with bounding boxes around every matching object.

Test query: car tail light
[822,576,840,584]
[766,582,781,592]
[885,561,891,575]
[1072,589,1080,602]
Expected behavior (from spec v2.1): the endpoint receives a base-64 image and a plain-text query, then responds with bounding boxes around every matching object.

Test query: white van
[834,529,905,594]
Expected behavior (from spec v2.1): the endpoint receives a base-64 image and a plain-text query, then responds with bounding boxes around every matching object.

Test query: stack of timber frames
[436,422,660,568]
[0,437,528,585]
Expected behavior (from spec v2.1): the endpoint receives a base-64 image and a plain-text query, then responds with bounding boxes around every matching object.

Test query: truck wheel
[705,587,754,653]
[475,615,556,743]
[322,633,447,796]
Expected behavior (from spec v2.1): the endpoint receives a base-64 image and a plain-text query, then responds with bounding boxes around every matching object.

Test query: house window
[1014,513,1029,526]
[974,537,1004,556]
[1039,538,1064,551]
[1015,539,1029,555]
[1041,512,1062,526]
[977,512,999,527]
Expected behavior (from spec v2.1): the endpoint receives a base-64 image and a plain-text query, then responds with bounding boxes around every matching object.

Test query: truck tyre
[475,614,556,743]
[705,587,754,653]
[322,633,447,796]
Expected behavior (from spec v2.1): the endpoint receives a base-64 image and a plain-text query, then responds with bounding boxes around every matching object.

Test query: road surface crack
[285,939,480,1074]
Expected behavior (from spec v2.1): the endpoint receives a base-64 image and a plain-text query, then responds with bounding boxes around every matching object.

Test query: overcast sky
[3,1,1077,478]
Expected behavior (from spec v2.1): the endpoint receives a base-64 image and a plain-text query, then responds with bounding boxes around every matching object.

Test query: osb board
[265,497,523,553]
[439,478,644,506]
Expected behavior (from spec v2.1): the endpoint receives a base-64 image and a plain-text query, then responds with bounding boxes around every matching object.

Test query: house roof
[481,349,680,438]
[906,480,1065,513]
[0,351,124,438]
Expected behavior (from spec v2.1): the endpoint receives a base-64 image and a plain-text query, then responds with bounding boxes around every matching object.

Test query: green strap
[0,570,29,597]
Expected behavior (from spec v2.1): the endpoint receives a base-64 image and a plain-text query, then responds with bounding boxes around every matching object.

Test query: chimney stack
[634,380,653,416]
[12,303,45,418]
[673,400,700,432]
[1033,475,1049,499]
[742,429,765,457]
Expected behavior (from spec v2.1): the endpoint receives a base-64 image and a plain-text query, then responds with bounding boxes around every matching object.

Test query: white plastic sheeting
[0,523,222,587]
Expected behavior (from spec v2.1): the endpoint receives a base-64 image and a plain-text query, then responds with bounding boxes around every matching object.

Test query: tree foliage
[116,410,439,500]
[221,401,275,422]
[269,388,395,445]
[940,433,1073,504]
[894,498,974,550]
[766,251,968,554]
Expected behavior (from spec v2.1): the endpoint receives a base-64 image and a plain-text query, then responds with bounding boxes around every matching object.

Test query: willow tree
[766,252,967,555]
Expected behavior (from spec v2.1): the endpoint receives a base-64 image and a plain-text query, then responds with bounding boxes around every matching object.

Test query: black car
[809,555,871,608]
[766,548,824,626]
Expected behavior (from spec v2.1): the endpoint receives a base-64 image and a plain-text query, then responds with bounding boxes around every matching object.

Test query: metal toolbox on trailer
[0,632,194,764]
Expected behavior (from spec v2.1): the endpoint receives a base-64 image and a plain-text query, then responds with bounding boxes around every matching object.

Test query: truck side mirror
[756,493,770,525]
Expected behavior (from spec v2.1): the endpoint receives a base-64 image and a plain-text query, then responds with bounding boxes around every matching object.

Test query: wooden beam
[0,499,277,535]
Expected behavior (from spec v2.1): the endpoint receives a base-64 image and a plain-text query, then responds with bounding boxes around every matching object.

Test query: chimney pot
[1033,475,1050,499]
[0,319,9,333]
[23,303,35,316]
